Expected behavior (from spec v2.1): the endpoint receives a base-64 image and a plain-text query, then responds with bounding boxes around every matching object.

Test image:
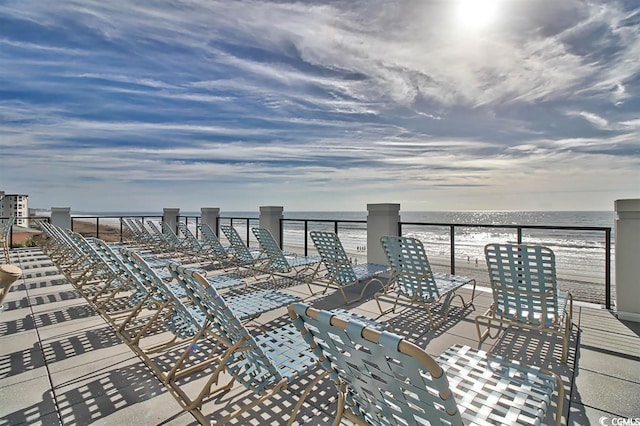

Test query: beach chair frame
[1,216,15,263]
[251,227,321,282]
[289,302,563,426]
[376,235,476,329]
[476,243,573,363]
[164,265,317,425]
[309,231,389,304]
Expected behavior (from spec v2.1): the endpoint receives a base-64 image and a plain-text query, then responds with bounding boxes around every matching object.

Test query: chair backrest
[1,216,15,237]
[161,222,183,245]
[288,302,462,424]
[252,228,289,272]
[121,218,140,241]
[131,218,147,235]
[484,243,559,325]
[146,221,164,237]
[197,224,227,257]
[309,231,357,284]
[380,236,440,302]
[167,263,283,392]
[220,225,255,263]
[177,222,197,242]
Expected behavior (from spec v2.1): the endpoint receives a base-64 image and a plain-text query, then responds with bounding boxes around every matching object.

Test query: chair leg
[287,370,329,426]
[475,309,503,345]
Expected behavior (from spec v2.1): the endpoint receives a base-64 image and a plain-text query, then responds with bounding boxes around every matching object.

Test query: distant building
[0,191,29,227]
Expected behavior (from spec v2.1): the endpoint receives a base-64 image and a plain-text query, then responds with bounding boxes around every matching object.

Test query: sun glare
[457,0,499,29]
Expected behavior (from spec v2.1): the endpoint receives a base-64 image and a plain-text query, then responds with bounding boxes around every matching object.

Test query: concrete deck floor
[1,247,638,425]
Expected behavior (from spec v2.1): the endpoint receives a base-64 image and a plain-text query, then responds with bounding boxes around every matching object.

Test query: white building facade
[0,191,29,227]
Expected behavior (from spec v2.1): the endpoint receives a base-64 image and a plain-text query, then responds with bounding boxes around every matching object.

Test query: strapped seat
[289,302,563,426]
[476,243,573,363]
[220,224,269,274]
[177,222,220,262]
[376,236,475,329]
[309,231,389,304]
[165,265,317,425]
[196,223,233,264]
[251,227,321,282]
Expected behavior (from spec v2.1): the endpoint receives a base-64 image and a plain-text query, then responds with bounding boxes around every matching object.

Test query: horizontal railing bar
[400,221,609,232]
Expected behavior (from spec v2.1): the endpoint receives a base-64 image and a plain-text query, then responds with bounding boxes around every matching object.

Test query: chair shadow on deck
[2,289,85,312]
[0,325,123,380]
[3,362,181,426]
[306,274,390,311]
[485,324,581,425]
[382,303,475,348]
[0,305,98,337]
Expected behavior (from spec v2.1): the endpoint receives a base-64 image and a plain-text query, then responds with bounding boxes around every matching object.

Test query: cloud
[0,0,638,211]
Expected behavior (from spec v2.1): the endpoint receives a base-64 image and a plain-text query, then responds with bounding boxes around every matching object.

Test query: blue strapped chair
[196,223,233,265]
[169,262,300,322]
[477,243,573,363]
[1,216,15,263]
[127,218,161,249]
[251,227,321,282]
[289,302,563,426]
[165,265,318,425]
[220,224,269,274]
[377,236,476,329]
[177,222,219,262]
[309,231,390,304]
[121,218,145,245]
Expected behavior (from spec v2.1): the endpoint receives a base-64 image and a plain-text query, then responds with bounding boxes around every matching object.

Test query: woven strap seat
[221,224,267,268]
[252,227,320,272]
[197,224,229,257]
[309,231,390,304]
[477,243,573,363]
[204,274,243,290]
[289,303,562,426]
[169,263,300,321]
[1,216,14,263]
[351,263,389,281]
[166,264,317,424]
[437,345,558,425]
[377,236,475,328]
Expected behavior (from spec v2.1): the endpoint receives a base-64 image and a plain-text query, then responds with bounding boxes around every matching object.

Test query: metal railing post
[450,225,456,275]
[605,228,612,310]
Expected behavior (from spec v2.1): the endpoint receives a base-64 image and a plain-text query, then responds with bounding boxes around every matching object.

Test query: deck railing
[1,216,50,248]
[39,214,613,308]
[69,215,162,242]
[398,221,612,309]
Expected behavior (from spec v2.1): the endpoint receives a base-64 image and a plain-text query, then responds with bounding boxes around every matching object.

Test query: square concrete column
[615,199,640,322]
[260,206,284,247]
[50,207,71,229]
[162,208,180,234]
[367,203,400,265]
[201,208,220,235]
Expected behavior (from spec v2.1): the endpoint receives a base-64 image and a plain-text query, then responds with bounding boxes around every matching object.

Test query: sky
[1,0,639,213]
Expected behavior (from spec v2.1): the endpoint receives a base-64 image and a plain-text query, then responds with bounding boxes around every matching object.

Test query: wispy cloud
[0,0,638,211]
